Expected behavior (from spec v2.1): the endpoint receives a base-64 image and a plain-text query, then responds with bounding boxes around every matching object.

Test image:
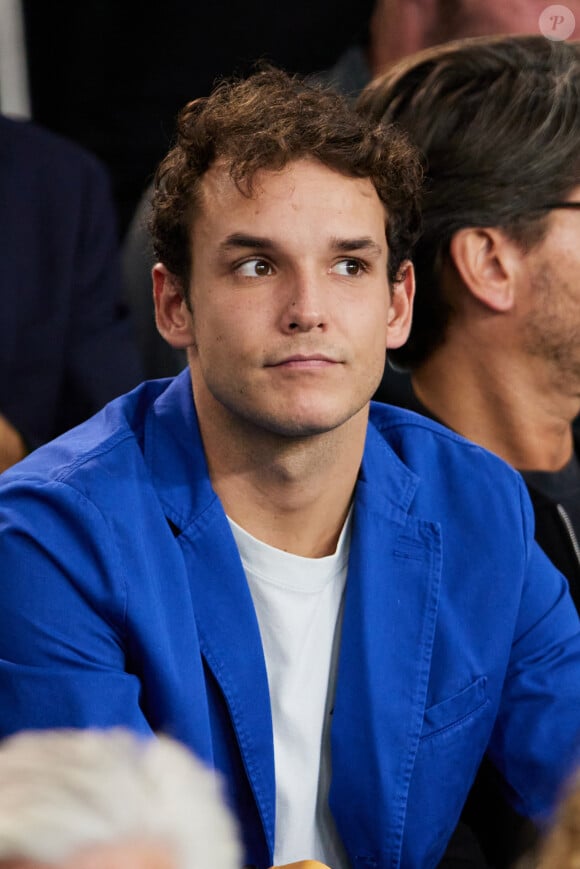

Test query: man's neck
[195,401,368,559]
[412,344,578,472]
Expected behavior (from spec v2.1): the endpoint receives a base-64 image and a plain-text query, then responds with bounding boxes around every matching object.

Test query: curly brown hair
[150,67,422,293]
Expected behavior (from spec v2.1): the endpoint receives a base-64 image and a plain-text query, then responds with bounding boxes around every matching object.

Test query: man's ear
[386,260,415,349]
[152,263,196,349]
[449,228,519,313]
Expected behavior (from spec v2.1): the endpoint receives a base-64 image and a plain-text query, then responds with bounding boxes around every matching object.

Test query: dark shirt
[523,454,580,590]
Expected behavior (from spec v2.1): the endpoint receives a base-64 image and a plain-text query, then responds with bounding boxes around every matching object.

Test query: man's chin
[271,420,342,439]
[208,388,372,439]
[256,404,369,439]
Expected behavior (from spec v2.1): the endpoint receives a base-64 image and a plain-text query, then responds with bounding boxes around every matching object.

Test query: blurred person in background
[0,728,241,869]
[0,113,142,472]
[536,767,580,869]
[326,0,580,95]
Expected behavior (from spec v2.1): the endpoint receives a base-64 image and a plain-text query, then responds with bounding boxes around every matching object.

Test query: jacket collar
[144,371,275,855]
[143,370,217,529]
[144,373,423,530]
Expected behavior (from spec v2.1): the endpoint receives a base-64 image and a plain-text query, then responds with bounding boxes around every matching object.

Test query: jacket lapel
[145,373,276,855]
[180,508,276,856]
[330,421,443,868]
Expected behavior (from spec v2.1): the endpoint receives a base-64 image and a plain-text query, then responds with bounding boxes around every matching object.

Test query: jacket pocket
[421,675,488,740]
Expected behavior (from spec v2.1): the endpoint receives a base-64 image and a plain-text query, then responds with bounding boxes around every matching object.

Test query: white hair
[0,728,242,869]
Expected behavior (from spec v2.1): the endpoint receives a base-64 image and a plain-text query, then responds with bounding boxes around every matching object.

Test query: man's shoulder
[370,399,485,448]
[1,379,171,495]
[368,401,524,489]
[367,402,535,566]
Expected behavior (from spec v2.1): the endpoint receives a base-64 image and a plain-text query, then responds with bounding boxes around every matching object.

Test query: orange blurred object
[271,863,331,869]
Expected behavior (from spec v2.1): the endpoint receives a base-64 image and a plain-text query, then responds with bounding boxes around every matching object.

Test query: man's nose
[280,271,327,333]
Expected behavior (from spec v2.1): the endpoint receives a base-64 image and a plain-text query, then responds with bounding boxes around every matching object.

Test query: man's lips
[266,354,340,368]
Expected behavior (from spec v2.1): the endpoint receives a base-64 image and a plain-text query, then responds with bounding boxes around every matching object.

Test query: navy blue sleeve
[0,117,143,448]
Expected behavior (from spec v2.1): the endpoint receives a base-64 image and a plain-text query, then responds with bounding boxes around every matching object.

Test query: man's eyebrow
[330,237,384,256]
[218,233,275,252]
[218,234,384,256]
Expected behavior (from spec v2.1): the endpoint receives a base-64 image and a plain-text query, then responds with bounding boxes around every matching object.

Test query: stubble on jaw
[521,264,580,388]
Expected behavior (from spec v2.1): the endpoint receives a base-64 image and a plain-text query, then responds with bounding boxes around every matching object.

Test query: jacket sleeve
[0,121,144,450]
[487,478,580,819]
[0,475,151,738]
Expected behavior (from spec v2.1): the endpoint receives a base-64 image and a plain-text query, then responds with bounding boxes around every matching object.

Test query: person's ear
[386,260,415,349]
[152,263,196,348]
[449,228,519,312]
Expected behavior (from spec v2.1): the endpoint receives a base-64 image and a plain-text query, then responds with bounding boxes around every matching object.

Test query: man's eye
[332,258,366,277]
[236,259,273,277]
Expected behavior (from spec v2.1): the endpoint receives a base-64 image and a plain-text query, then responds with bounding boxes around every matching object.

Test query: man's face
[519,186,580,387]
[170,158,412,439]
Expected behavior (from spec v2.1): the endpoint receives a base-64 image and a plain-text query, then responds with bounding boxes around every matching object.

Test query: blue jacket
[1,371,580,868]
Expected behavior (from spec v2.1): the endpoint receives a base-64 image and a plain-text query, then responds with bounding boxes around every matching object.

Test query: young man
[0,68,580,869]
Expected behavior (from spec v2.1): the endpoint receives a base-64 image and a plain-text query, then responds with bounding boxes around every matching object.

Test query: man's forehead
[198,157,297,201]
[198,157,381,207]
[190,159,389,264]
[198,158,241,200]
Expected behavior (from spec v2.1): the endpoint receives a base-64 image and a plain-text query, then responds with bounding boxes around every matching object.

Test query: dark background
[23,0,373,236]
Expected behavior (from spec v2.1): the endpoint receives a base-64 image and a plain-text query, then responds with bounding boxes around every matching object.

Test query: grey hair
[0,728,241,869]
[357,34,580,369]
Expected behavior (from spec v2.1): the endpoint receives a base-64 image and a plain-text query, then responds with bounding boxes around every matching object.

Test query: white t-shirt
[228,512,352,868]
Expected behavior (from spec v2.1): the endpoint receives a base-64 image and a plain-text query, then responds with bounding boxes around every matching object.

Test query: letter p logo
[539,5,576,39]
